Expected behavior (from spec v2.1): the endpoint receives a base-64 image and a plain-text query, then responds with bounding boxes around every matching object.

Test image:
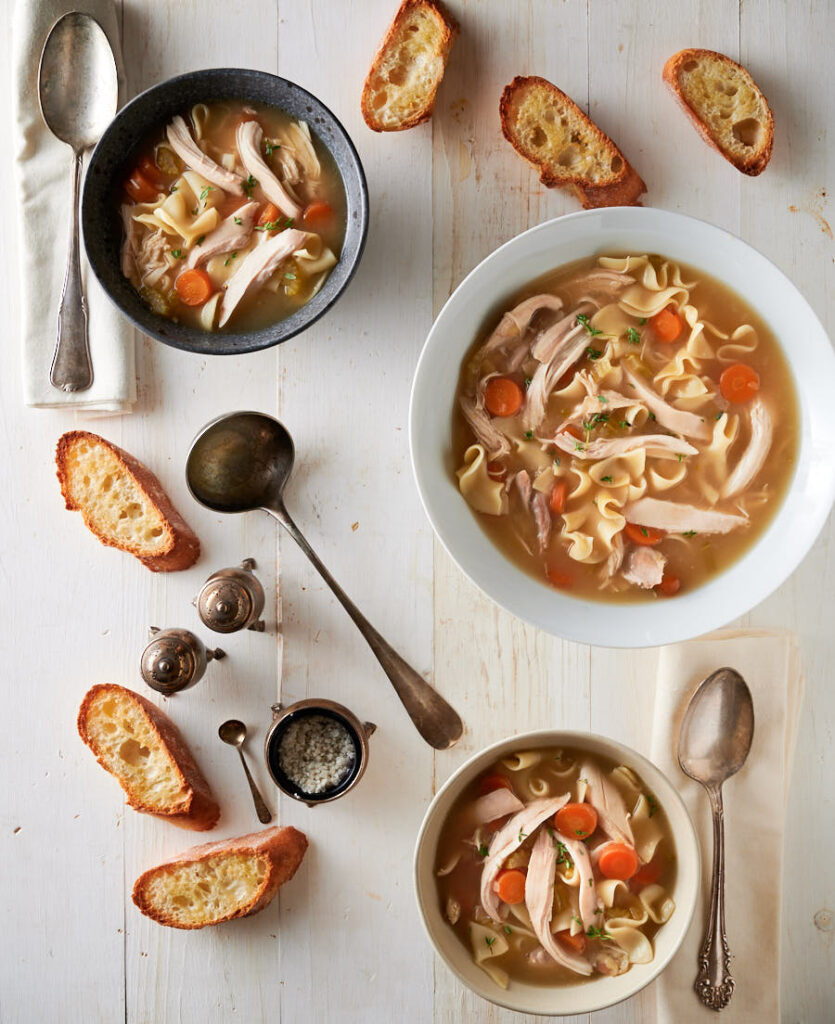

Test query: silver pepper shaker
[194,558,266,634]
[140,627,225,695]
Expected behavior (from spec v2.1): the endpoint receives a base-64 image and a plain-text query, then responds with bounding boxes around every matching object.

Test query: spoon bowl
[678,667,754,788]
[218,718,248,748]
[187,412,463,750]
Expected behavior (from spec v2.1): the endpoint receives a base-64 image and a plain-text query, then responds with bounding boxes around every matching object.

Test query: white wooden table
[2,1,833,1021]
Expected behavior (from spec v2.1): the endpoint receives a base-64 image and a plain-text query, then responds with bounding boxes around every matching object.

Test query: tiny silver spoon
[678,667,755,1011]
[38,12,118,392]
[187,412,464,751]
[219,719,272,824]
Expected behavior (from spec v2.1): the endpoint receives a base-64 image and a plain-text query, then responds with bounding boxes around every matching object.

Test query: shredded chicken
[555,830,601,929]
[523,323,589,430]
[187,202,259,268]
[580,761,635,846]
[478,294,564,358]
[622,546,666,589]
[166,115,244,192]
[621,365,711,441]
[531,493,551,553]
[459,395,511,458]
[560,269,635,305]
[624,497,748,535]
[721,398,772,499]
[531,302,595,362]
[552,433,697,461]
[470,788,525,825]
[219,228,308,327]
[236,121,303,220]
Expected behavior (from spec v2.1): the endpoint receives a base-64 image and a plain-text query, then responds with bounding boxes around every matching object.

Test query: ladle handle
[268,505,463,750]
[51,150,93,393]
[695,785,734,1010]
[237,748,272,824]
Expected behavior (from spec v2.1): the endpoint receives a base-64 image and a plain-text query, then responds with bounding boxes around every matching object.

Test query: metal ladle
[38,12,118,392]
[218,719,272,824]
[678,667,755,1011]
[186,412,464,750]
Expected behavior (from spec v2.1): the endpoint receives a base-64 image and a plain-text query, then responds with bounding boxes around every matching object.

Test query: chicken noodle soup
[434,747,676,989]
[119,101,346,332]
[453,255,799,600]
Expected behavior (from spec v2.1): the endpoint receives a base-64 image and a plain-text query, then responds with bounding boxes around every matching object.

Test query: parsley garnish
[620,420,632,429]
[242,174,258,197]
[586,926,612,940]
[485,936,496,948]
[553,457,561,468]
[517,828,527,843]
[524,377,532,388]
[169,183,178,193]
[683,529,697,537]
[255,216,295,233]
[601,475,613,483]
[574,442,585,452]
[626,327,641,345]
[264,140,280,156]
[234,216,242,225]
[588,877,594,887]
[224,251,238,266]
[285,272,297,280]
[648,795,658,818]
[678,453,685,462]
[585,347,603,361]
[503,925,512,935]
[582,412,609,439]
[524,430,534,440]
[556,841,572,866]
[716,411,725,420]
[640,527,649,537]
[572,915,583,927]
[477,843,489,858]
[577,313,602,336]
[198,185,215,204]
[195,235,205,246]
[170,248,183,259]
[648,411,657,421]
[575,828,588,837]
[638,317,647,325]
[598,395,609,404]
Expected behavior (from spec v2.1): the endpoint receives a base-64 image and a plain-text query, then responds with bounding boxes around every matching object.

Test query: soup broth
[118,100,346,333]
[434,747,677,990]
[452,255,799,601]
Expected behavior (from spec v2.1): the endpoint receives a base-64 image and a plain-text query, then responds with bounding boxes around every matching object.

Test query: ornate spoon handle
[695,785,735,1010]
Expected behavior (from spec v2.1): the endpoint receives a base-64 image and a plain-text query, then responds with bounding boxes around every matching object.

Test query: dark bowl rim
[81,66,369,356]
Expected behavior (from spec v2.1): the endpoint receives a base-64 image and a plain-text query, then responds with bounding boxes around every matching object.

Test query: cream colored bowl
[413,730,700,1016]
[409,207,835,646]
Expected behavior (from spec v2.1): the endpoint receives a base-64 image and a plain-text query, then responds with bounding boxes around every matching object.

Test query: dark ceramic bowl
[82,68,369,355]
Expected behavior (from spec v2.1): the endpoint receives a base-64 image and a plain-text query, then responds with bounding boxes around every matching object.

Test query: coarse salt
[278,714,355,794]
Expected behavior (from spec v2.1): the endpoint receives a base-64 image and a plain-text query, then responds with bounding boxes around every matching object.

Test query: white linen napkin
[651,630,802,1024]
[12,0,135,412]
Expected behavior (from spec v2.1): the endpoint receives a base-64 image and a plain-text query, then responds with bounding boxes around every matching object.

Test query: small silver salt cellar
[264,698,376,807]
[194,557,266,634]
[140,627,225,695]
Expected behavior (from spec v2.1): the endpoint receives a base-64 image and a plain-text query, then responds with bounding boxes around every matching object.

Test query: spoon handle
[51,150,93,392]
[268,505,463,750]
[696,785,734,1010]
[237,748,272,824]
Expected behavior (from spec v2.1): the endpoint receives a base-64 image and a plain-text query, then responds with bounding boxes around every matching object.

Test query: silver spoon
[678,667,755,1011]
[218,719,272,824]
[187,412,464,751]
[38,12,118,392]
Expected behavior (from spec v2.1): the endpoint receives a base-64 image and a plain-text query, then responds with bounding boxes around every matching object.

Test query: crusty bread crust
[663,48,774,176]
[56,430,200,573]
[132,826,308,929]
[78,684,220,831]
[361,0,458,132]
[500,76,646,209]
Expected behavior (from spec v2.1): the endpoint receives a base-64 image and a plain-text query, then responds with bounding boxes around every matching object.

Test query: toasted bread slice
[78,684,220,831]
[361,0,458,132]
[663,49,774,176]
[56,430,200,572]
[132,826,308,929]
[500,76,646,209]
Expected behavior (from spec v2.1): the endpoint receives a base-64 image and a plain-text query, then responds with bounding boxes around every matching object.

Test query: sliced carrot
[546,565,573,589]
[650,306,683,343]
[598,843,639,881]
[486,460,507,482]
[138,155,164,185]
[124,169,158,203]
[303,200,334,226]
[632,854,664,888]
[720,363,760,404]
[174,268,214,307]
[494,869,527,905]
[257,202,281,230]
[484,377,525,418]
[556,929,587,954]
[554,802,598,840]
[478,773,512,796]
[549,479,568,515]
[656,572,681,597]
[624,522,666,547]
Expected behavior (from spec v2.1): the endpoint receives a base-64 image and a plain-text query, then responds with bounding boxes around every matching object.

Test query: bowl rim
[81,66,369,355]
[409,207,835,647]
[412,728,701,1016]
